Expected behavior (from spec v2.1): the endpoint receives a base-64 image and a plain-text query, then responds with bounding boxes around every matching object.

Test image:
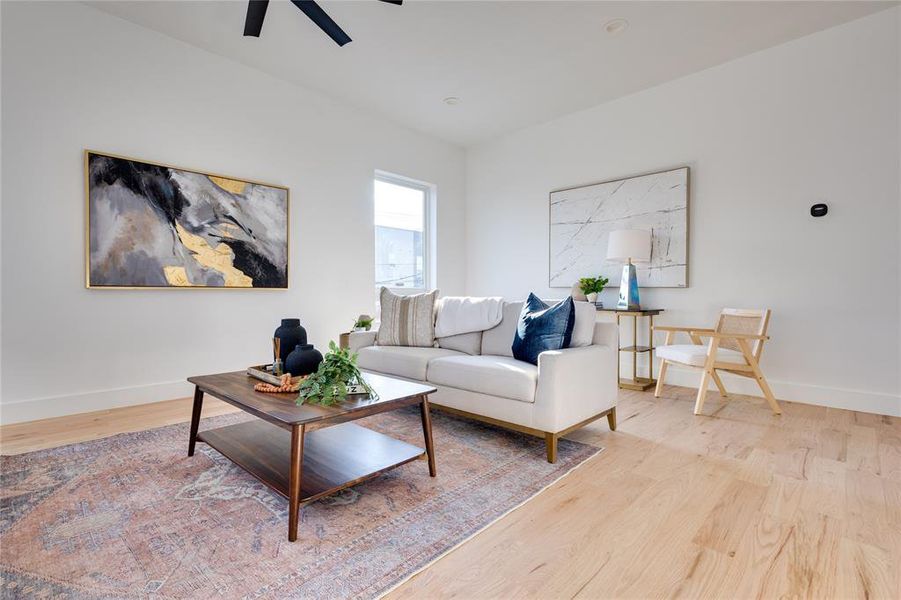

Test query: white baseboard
[653,365,901,417]
[0,380,195,425]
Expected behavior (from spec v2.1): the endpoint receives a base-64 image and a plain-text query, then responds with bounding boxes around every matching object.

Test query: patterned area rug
[1,406,601,599]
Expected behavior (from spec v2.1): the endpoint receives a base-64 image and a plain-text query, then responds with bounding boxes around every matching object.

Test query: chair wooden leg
[654,360,668,398]
[694,370,712,415]
[750,362,781,415]
[606,407,617,431]
[711,370,729,398]
[545,432,558,464]
[738,339,781,415]
[694,338,719,415]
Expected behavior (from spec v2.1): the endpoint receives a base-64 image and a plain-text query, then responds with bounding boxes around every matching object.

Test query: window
[374,172,434,293]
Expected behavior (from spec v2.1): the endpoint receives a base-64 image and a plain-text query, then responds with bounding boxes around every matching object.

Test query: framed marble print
[549,166,689,288]
[86,150,289,289]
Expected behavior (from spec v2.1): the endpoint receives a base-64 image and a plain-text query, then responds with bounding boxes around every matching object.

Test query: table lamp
[606,229,651,310]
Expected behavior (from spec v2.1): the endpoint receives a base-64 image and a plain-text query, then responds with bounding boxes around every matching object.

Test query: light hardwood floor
[2,386,899,598]
[0,397,239,455]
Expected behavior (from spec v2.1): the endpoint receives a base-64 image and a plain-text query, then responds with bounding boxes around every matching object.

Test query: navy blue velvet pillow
[511,294,576,365]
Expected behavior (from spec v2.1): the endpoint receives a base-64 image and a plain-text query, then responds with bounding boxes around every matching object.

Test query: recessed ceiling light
[443,96,461,106]
[604,18,629,35]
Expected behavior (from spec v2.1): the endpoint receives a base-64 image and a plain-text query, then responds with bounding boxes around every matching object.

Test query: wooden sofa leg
[607,407,617,431]
[545,433,558,464]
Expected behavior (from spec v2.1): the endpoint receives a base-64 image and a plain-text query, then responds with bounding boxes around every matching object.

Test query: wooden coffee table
[186,371,437,541]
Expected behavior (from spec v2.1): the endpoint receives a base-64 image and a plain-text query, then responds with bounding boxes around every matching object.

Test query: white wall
[0,2,466,423]
[465,9,901,415]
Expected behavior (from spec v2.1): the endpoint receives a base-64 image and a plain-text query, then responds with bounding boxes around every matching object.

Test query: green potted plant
[352,314,374,332]
[578,275,609,305]
[296,341,376,406]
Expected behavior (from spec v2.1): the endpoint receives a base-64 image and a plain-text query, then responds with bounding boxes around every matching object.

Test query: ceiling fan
[244,0,402,47]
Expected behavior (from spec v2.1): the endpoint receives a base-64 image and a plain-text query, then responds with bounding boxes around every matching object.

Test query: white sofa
[347,299,619,462]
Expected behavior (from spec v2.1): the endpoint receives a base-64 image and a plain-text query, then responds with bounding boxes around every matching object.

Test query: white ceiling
[87,1,894,147]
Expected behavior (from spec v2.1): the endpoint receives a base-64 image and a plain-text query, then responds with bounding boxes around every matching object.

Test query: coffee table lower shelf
[196,420,425,503]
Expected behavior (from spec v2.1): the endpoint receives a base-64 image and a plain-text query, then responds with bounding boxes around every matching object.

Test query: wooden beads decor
[254,373,305,394]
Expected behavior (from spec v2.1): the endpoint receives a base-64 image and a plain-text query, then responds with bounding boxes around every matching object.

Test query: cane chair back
[715,308,770,359]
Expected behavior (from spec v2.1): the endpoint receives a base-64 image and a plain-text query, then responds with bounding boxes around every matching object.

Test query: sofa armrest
[533,343,618,433]
[346,330,377,352]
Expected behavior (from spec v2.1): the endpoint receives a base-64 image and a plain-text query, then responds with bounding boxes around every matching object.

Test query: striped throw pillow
[377,287,438,347]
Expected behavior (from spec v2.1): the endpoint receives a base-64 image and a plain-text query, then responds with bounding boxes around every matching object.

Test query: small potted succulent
[578,275,609,306]
[352,314,374,332]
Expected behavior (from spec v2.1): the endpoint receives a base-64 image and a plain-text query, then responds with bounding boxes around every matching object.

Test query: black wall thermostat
[810,203,828,217]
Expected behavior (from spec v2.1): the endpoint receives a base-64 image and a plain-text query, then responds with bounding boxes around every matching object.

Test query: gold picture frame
[85,150,290,290]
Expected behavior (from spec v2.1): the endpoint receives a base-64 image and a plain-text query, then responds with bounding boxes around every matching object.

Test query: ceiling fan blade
[377,0,403,5]
[290,0,352,47]
[243,0,270,37]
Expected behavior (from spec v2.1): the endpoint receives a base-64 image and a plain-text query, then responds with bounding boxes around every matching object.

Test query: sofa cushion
[427,355,538,403]
[569,301,597,347]
[357,346,463,381]
[376,287,438,348]
[480,301,522,357]
[657,344,747,367]
[437,331,482,355]
[512,294,575,365]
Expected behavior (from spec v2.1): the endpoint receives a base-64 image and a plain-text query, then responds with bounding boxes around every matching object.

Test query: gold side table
[597,307,664,391]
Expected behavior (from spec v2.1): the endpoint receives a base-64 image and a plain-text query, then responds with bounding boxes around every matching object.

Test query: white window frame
[373,170,436,295]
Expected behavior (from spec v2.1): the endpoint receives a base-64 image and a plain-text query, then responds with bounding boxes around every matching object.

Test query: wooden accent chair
[653,308,780,415]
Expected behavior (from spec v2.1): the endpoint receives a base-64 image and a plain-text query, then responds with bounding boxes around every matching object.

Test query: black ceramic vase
[274,319,307,364]
[285,344,324,377]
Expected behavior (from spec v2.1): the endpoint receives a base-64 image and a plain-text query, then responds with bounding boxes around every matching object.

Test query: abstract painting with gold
[86,151,288,289]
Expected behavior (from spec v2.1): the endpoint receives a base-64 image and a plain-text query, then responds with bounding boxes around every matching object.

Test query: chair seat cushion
[657,344,747,367]
[426,355,538,403]
[357,346,464,381]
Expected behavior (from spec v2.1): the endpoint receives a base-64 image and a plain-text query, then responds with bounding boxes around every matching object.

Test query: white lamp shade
[606,229,651,262]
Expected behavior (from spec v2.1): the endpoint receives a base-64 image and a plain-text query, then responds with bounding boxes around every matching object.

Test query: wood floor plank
[0,397,238,455]
[884,478,901,529]
[574,465,733,598]
[667,545,732,600]
[784,511,842,598]
[694,478,768,555]
[762,475,804,521]
[817,427,848,462]
[877,419,901,447]
[719,513,796,599]
[836,537,897,599]
[879,441,901,481]
[845,468,893,553]
[733,446,775,487]
[847,424,881,474]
